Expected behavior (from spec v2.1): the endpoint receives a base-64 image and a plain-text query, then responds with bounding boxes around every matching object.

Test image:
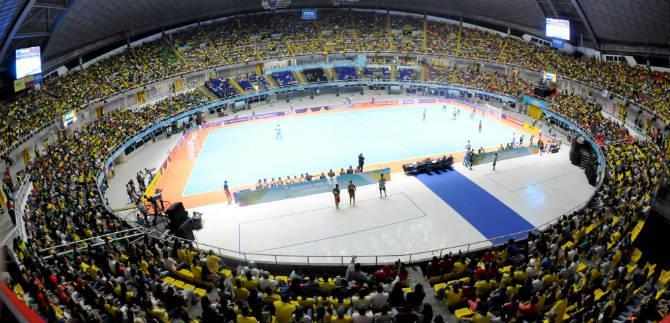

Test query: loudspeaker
[585,162,597,186]
[166,202,188,231]
[569,138,581,165]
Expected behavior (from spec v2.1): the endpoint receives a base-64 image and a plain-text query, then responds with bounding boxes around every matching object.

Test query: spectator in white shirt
[352,289,371,310]
[352,308,373,323]
[370,285,389,311]
[259,271,277,291]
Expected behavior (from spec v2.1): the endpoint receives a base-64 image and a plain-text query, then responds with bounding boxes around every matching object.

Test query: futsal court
[140,100,594,262]
[156,102,540,208]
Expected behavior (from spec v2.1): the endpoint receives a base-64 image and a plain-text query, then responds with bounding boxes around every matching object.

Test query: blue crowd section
[416,170,534,239]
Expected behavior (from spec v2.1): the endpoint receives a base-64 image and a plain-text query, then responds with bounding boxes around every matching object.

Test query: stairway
[407,266,457,322]
[197,86,219,102]
[228,78,246,94]
[199,25,229,64]
[164,38,189,68]
[578,153,592,170]
[295,70,307,85]
[390,66,396,81]
[263,74,277,89]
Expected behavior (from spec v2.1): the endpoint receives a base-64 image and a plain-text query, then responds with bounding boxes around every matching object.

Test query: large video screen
[62,110,77,128]
[543,71,557,82]
[15,46,42,79]
[545,18,570,40]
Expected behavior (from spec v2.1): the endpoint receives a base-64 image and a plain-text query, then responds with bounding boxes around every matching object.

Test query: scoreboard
[262,0,291,10]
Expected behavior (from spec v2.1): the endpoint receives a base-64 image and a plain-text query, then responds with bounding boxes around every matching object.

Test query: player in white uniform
[275,124,282,140]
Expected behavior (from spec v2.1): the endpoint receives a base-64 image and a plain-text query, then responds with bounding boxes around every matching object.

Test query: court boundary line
[483,160,574,193]
[177,129,212,198]
[157,102,539,209]
[239,192,428,254]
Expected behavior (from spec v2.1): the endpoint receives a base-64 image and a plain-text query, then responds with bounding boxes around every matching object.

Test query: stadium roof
[0,0,668,73]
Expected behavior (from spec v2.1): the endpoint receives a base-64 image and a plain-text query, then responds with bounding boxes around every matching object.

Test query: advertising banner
[336,168,390,188]
[352,100,398,108]
[523,95,548,109]
[528,104,542,119]
[142,169,162,204]
[523,122,540,133]
[236,178,332,206]
[502,114,524,126]
[236,168,390,206]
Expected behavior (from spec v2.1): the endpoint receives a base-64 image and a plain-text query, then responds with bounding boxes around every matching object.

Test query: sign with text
[302,9,317,19]
[551,38,564,49]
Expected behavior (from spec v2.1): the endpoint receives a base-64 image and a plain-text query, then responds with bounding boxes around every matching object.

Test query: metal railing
[139,207,577,266]
[37,228,145,259]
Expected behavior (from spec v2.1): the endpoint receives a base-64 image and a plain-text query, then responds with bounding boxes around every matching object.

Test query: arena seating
[205,79,238,98]
[2,10,670,157]
[272,71,298,86]
[1,9,669,323]
[397,68,417,81]
[303,68,328,83]
[364,67,391,80]
[335,66,358,81]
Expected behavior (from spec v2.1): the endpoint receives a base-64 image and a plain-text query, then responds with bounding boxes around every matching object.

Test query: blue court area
[183,105,517,196]
[416,171,534,239]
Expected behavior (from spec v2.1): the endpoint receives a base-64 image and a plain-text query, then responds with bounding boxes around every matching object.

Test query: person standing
[378,174,387,198]
[493,153,498,171]
[465,140,471,152]
[423,108,426,121]
[358,153,365,172]
[275,124,282,140]
[333,184,341,209]
[224,180,232,205]
[348,180,356,206]
[478,119,482,133]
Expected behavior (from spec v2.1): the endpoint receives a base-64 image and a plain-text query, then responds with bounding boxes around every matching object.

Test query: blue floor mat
[416,170,534,240]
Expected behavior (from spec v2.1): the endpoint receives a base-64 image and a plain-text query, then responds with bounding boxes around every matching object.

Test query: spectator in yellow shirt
[237,305,258,323]
[273,294,296,323]
[234,278,249,302]
[206,249,222,273]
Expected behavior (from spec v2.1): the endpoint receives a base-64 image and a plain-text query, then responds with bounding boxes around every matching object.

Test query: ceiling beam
[569,0,599,49]
[34,1,66,10]
[0,0,37,65]
[14,31,51,39]
[542,0,559,17]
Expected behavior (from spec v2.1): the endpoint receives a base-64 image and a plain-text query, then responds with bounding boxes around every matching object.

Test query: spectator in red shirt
[427,257,442,278]
[375,264,395,282]
[518,295,539,321]
[440,257,454,275]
